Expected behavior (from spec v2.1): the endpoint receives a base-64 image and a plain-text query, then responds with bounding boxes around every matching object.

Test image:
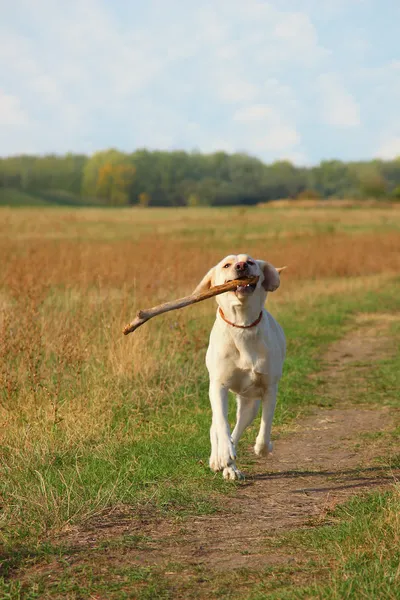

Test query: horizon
[1,147,399,168]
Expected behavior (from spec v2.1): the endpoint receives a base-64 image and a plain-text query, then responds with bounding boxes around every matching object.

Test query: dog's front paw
[209,439,236,471]
[223,465,244,481]
[254,440,273,457]
[209,454,222,472]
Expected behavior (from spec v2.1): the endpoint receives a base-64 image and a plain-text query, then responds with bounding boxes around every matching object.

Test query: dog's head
[193,254,284,313]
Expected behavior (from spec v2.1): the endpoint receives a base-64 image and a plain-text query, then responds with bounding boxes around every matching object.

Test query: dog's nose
[235,262,248,272]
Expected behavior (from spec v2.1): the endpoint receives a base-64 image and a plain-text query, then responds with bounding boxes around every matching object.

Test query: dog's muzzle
[228,275,257,296]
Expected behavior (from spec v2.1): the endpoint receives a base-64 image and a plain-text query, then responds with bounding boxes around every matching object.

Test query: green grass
[258,489,400,600]
[3,485,399,599]
[1,277,399,598]
[1,203,400,239]
[1,279,397,545]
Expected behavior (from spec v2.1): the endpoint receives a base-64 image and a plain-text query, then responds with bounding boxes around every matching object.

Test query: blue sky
[1,0,400,164]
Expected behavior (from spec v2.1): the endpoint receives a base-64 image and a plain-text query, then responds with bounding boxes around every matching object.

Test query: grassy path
[3,310,399,599]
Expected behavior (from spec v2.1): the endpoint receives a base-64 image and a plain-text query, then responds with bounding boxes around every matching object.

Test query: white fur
[194,254,286,480]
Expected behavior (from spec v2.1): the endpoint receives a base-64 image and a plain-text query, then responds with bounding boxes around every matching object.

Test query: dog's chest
[234,331,269,373]
[232,366,268,397]
[228,332,270,395]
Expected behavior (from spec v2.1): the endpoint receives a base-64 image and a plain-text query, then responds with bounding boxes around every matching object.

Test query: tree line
[1,149,400,206]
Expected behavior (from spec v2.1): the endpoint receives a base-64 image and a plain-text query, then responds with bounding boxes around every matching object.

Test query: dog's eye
[223,263,231,269]
[247,260,255,266]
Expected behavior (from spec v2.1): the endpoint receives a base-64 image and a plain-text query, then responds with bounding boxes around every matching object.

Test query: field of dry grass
[0,204,399,598]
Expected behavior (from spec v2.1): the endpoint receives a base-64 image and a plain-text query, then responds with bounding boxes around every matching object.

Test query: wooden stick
[123,276,259,335]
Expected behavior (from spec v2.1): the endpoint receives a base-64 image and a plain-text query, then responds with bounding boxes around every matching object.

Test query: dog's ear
[193,267,216,295]
[256,261,286,292]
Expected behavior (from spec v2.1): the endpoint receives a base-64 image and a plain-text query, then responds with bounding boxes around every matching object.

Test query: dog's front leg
[254,383,278,457]
[209,381,242,480]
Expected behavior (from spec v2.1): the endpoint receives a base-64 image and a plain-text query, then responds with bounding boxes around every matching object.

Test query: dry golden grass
[0,205,399,545]
[1,215,399,294]
[263,198,400,208]
[1,206,399,425]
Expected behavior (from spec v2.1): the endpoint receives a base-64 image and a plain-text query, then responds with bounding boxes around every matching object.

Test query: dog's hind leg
[231,396,260,448]
[254,384,278,457]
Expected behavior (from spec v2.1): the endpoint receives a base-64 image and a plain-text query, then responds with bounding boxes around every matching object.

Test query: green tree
[356,164,387,199]
[310,160,357,197]
[2,149,400,207]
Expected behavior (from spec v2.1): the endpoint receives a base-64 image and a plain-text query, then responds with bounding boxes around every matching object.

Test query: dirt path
[60,407,395,573]
[17,313,400,586]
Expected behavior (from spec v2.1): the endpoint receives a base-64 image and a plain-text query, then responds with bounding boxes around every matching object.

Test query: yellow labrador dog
[194,254,286,480]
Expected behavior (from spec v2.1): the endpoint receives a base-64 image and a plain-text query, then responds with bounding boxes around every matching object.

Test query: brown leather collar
[218,307,263,329]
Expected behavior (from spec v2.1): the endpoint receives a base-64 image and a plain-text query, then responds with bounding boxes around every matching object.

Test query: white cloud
[318,74,361,127]
[281,0,369,20]
[231,101,301,157]
[215,75,259,104]
[376,137,400,160]
[233,104,276,122]
[0,91,28,126]
[273,11,317,43]
[252,126,301,152]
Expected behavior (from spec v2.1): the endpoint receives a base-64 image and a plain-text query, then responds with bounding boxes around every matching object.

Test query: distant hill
[0,188,103,207]
[0,188,50,206]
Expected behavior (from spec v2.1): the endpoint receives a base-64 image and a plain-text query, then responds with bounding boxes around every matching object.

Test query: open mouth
[227,276,257,295]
